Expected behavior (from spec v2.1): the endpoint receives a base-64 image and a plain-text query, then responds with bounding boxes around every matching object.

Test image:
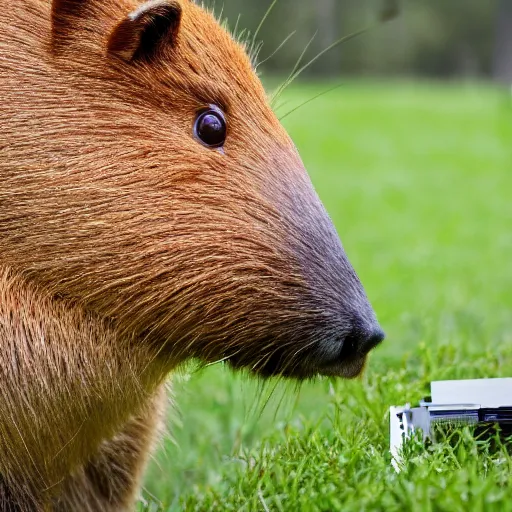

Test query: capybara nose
[360,327,385,354]
[342,319,385,356]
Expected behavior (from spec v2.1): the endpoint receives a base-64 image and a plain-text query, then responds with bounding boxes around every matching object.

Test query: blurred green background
[142,1,511,509]
[214,0,511,83]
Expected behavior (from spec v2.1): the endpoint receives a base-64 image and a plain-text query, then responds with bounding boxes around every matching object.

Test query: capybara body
[0,0,383,509]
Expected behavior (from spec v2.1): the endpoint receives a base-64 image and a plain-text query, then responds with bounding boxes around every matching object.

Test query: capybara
[0,0,384,509]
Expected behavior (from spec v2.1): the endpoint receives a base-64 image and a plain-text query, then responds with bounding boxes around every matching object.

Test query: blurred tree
[311,0,342,76]
[214,0,499,80]
[493,0,512,84]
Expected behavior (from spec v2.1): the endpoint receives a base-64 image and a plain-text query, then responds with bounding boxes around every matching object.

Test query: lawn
[140,81,512,511]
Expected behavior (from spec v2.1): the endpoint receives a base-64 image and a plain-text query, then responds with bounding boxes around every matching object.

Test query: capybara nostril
[360,327,385,354]
[345,318,385,355]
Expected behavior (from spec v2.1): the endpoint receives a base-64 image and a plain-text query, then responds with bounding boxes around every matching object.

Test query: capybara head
[0,0,384,379]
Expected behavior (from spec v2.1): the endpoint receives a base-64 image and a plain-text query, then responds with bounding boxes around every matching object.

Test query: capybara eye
[194,107,227,148]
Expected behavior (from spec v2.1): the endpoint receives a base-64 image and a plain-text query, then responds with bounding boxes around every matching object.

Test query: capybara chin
[0,0,383,509]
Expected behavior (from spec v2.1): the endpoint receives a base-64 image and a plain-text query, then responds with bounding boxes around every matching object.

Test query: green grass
[140,81,512,511]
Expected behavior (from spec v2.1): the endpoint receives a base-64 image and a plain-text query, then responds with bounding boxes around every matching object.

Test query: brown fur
[0,270,169,509]
[0,0,382,509]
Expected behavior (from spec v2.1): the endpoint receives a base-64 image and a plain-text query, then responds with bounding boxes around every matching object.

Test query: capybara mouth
[226,347,301,378]
[226,342,371,380]
[225,323,384,380]
[313,354,368,379]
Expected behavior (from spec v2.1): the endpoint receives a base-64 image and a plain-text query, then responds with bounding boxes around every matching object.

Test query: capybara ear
[107,0,182,62]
